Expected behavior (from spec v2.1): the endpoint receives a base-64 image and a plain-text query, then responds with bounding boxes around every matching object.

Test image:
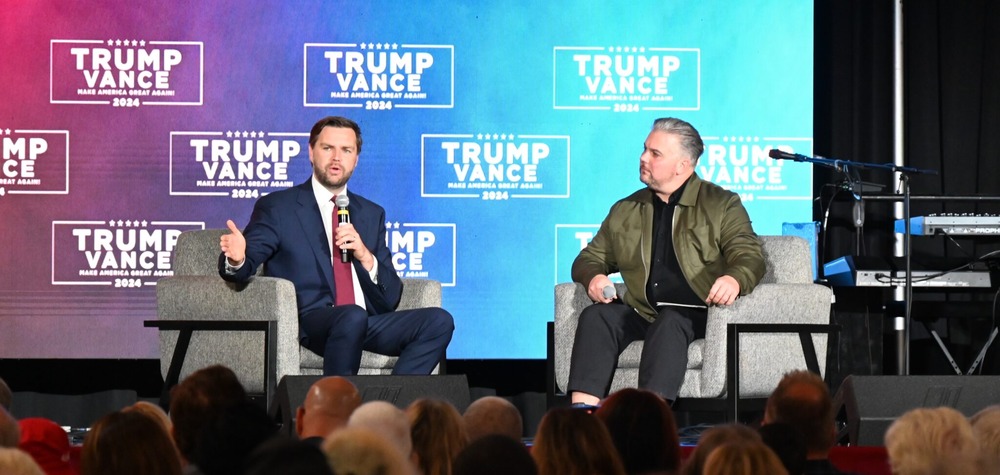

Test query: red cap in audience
[17,417,80,475]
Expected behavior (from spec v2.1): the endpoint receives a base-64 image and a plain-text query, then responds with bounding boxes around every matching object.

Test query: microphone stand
[770,151,936,375]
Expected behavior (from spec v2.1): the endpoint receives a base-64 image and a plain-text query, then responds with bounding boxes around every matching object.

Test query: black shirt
[646,179,705,308]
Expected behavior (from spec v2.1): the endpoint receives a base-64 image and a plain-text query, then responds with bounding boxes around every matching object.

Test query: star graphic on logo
[393,222,400,229]
[140,40,146,47]
[226,130,233,138]
[375,43,383,50]
[141,220,148,226]
[107,39,114,46]
[391,43,398,49]
[360,43,367,49]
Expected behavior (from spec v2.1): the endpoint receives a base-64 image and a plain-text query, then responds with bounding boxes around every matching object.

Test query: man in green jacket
[569,117,765,406]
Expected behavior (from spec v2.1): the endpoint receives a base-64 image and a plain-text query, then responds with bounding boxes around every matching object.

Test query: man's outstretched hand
[220,219,246,266]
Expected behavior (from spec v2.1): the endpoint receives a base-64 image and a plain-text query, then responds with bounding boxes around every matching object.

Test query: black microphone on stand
[335,194,351,263]
[767,148,811,162]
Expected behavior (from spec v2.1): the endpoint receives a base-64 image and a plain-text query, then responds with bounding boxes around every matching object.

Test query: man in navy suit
[218,116,454,375]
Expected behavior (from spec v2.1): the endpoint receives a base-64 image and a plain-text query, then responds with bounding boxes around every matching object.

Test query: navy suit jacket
[219,181,403,332]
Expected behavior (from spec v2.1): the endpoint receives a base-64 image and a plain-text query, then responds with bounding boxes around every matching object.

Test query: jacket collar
[629,173,703,207]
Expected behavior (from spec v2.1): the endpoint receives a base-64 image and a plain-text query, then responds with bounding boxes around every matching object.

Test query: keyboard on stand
[823,255,993,288]
[894,214,1000,235]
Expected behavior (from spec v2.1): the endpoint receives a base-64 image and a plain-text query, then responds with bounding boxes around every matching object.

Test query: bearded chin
[314,165,350,189]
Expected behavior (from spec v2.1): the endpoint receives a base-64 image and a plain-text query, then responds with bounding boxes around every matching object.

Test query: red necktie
[332,196,356,306]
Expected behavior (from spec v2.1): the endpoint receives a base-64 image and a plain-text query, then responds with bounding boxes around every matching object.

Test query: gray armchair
[155,229,442,404]
[551,235,835,418]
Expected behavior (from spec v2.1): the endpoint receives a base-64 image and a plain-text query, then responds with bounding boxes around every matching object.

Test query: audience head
[244,436,333,475]
[0,447,46,475]
[0,376,12,411]
[296,376,361,440]
[682,423,761,475]
[462,396,523,442]
[190,400,278,475]
[168,364,247,462]
[531,407,626,475]
[884,406,979,475]
[322,426,414,475]
[1,406,19,448]
[763,370,835,458]
[702,440,789,475]
[17,417,79,475]
[407,398,467,475]
[758,422,807,475]
[595,388,681,474]
[971,405,1000,474]
[123,401,172,435]
[348,400,413,460]
[80,409,181,475]
[453,434,536,475]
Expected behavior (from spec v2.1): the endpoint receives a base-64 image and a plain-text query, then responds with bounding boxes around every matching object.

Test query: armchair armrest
[554,283,591,394]
[399,278,442,309]
[700,283,834,398]
[155,275,299,392]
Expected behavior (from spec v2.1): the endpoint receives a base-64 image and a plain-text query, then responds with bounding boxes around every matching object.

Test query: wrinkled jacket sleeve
[571,209,618,289]
[718,193,765,295]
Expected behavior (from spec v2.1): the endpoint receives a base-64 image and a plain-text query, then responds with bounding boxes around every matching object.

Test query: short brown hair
[309,116,362,155]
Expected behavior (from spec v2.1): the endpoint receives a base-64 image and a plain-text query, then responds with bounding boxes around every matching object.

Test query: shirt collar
[652,175,692,206]
[311,175,347,206]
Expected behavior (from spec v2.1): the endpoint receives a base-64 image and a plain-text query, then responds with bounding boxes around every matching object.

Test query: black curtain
[815,0,1000,379]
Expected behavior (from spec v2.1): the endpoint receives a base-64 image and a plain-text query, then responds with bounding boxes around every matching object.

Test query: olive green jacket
[571,174,765,321]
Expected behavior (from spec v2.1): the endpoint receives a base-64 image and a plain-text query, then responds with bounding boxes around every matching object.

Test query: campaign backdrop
[0,1,813,359]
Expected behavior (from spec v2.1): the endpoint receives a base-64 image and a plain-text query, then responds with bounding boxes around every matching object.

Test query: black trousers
[566,302,707,401]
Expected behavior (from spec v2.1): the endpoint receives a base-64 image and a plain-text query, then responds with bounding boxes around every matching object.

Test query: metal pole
[893,0,908,375]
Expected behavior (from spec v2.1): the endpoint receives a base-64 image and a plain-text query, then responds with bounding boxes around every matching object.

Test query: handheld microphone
[335,194,351,263]
[602,285,616,300]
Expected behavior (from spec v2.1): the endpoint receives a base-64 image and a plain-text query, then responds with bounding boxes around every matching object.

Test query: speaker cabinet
[833,375,1000,446]
[269,374,470,436]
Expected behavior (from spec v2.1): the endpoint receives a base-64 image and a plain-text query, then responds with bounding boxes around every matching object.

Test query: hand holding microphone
[335,194,351,263]
[333,194,375,270]
[588,275,617,303]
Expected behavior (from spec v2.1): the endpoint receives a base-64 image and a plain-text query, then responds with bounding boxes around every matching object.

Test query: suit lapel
[294,181,335,293]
